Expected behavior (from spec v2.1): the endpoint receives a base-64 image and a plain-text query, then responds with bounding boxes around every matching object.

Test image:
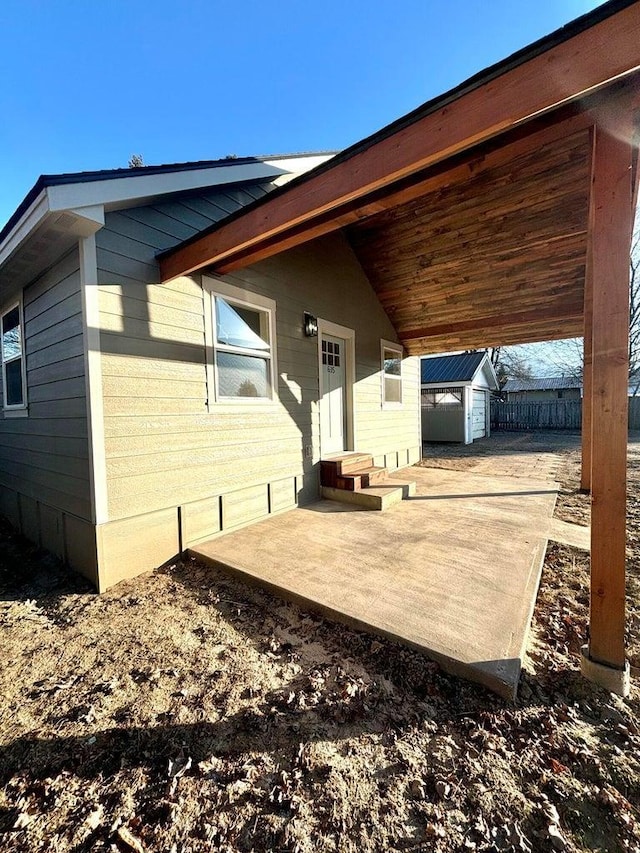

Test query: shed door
[472,390,487,439]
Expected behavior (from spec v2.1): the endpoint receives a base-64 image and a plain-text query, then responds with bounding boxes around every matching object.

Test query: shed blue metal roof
[421,351,487,384]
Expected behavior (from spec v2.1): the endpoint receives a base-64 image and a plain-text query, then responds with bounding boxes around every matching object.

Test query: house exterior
[502,377,582,401]
[421,351,498,443]
[0,155,421,592]
[1,0,639,694]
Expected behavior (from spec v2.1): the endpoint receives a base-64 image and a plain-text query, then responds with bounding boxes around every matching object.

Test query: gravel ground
[0,432,638,853]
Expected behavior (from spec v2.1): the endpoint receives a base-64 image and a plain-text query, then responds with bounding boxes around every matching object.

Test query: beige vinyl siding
[0,247,97,584]
[0,249,91,521]
[94,196,419,588]
[225,233,421,479]
[97,223,419,522]
[96,183,300,523]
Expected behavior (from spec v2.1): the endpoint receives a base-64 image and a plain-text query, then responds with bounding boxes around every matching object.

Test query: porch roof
[159,0,640,355]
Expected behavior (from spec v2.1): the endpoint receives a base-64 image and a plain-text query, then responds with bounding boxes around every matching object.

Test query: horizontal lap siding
[97,183,305,521]
[225,232,421,474]
[97,195,420,525]
[355,355,421,459]
[0,249,91,520]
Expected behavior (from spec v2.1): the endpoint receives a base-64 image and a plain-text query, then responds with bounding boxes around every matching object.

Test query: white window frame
[1,298,28,417]
[202,276,278,407]
[381,339,403,409]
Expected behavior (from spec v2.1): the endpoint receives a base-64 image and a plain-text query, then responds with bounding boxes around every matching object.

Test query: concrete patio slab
[190,466,560,699]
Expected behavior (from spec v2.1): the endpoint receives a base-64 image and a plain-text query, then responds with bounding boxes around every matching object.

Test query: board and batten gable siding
[0,247,97,582]
[95,199,419,588]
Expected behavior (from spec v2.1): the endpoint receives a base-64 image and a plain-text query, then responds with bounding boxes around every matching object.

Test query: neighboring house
[502,377,582,401]
[421,351,498,443]
[0,154,421,591]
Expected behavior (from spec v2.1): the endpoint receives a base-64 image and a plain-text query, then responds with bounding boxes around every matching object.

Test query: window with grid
[321,339,342,367]
[421,387,464,409]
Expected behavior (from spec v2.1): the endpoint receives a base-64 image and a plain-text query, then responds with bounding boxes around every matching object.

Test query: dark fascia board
[0,151,336,246]
[157,0,637,263]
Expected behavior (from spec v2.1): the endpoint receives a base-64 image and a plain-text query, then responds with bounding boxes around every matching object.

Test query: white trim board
[80,234,108,525]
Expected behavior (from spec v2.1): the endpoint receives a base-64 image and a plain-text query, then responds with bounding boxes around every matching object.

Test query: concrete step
[321,478,416,510]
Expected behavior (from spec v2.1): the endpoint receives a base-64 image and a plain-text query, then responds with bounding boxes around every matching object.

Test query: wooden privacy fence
[491,398,640,431]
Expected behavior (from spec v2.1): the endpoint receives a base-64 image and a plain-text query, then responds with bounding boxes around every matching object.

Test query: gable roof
[502,377,582,392]
[0,152,335,246]
[421,352,488,384]
[0,152,334,294]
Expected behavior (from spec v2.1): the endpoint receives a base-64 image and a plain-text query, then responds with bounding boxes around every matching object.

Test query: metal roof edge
[0,151,336,249]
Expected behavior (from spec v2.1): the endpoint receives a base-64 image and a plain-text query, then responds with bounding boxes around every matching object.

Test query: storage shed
[421,352,498,443]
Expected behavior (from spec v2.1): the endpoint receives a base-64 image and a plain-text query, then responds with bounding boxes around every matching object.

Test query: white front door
[320,333,347,455]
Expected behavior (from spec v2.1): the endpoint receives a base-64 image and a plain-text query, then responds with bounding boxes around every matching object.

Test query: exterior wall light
[304,312,318,337]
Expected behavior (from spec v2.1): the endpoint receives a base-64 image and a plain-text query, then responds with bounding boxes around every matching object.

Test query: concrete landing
[321,477,416,510]
[191,466,560,699]
[548,517,590,550]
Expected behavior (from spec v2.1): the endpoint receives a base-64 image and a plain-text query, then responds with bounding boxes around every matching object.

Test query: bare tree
[491,346,533,387]
[545,338,583,381]
[128,154,145,168]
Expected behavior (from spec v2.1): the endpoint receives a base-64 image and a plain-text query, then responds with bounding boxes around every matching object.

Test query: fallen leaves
[2,435,640,853]
[117,825,146,853]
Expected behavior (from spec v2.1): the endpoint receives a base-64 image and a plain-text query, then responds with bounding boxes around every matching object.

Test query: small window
[381,340,403,406]
[1,302,26,410]
[211,291,275,401]
[421,387,464,409]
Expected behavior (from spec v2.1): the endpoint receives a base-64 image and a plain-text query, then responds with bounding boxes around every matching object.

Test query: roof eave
[0,153,335,261]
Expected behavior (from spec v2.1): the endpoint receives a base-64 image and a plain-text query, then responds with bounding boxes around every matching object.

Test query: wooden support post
[581,151,594,494]
[581,337,592,492]
[584,120,634,687]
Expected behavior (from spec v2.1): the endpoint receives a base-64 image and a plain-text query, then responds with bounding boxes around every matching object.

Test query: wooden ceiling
[346,129,592,355]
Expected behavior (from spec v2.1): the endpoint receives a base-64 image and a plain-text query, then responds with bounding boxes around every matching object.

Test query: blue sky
[0,0,606,230]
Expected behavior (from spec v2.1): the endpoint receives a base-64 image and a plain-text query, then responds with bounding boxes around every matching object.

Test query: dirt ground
[1,432,639,853]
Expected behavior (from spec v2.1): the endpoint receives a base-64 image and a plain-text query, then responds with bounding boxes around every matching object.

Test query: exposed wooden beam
[403,319,585,356]
[587,119,634,674]
[159,5,640,282]
[581,330,593,492]
[215,113,594,274]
